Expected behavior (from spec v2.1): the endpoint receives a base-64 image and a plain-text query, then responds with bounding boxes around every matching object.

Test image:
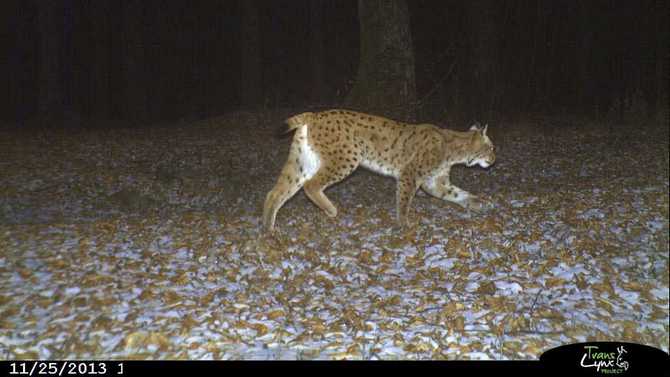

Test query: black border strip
[2,360,542,376]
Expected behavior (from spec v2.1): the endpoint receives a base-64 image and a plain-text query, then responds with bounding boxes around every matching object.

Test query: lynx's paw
[465,195,493,212]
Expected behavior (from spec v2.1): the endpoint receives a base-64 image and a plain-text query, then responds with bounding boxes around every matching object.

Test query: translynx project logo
[579,345,628,373]
[540,342,669,376]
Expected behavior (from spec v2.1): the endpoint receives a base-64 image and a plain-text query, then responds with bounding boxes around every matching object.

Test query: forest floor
[1,110,668,360]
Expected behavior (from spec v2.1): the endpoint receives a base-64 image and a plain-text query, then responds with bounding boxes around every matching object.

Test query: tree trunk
[186,4,204,119]
[467,0,499,120]
[5,1,31,123]
[346,0,416,121]
[526,1,547,113]
[91,0,112,120]
[655,1,669,125]
[309,0,326,104]
[121,0,147,124]
[239,0,262,109]
[574,2,595,117]
[37,1,65,124]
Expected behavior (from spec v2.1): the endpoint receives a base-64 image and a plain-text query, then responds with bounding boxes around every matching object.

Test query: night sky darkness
[1,0,668,126]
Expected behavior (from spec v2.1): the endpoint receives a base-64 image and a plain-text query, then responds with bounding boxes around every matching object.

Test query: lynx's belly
[360,158,399,177]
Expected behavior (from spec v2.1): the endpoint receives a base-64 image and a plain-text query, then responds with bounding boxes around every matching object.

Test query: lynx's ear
[469,122,488,136]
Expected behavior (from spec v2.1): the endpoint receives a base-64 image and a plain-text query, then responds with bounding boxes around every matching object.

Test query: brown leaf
[476,281,497,295]
[266,310,285,320]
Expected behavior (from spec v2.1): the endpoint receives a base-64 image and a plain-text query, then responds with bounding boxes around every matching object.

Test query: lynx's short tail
[285,112,315,132]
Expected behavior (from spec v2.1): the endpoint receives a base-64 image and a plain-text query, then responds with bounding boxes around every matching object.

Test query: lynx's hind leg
[302,142,362,218]
[263,125,321,231]
[302,166,348,217]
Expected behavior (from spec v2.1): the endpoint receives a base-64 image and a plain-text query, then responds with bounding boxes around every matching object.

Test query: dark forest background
[1,0,668,128]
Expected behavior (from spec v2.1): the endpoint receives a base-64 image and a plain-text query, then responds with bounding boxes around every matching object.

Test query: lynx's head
[466,123,495,168]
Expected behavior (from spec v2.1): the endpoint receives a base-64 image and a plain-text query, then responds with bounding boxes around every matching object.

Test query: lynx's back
[305,110,444,177]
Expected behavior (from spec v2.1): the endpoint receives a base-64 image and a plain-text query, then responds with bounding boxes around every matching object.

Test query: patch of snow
[510,200,525,208]
[494,281,523,294]
[646,219,665,232]
[650,288,669,301]
[64,286,81,296]
[465,282,480,292]
[578,208,605,220]
[549,263,587,280]
[425,257,455,271]
[522,241,541,253]
[468,352,492,360]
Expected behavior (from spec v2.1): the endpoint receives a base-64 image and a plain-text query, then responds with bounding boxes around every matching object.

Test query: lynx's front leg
[396,172,421,226]
[422,174,489,211]
[395,145,447,225]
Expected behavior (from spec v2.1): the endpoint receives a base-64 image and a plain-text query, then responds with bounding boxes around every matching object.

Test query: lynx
[263,109,495,231]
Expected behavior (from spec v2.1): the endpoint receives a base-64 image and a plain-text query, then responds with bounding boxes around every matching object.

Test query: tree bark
[574,2,595,117]
[239,0,262,109]
[90,0,112,120]
[467,0,499,120]
[309,0,326,103]
[5,1,31,123]
[37,1,65,123]
[526,1,547,113]
[121,0,147,123]
[346,0,416,121]
[655,1,669,124]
